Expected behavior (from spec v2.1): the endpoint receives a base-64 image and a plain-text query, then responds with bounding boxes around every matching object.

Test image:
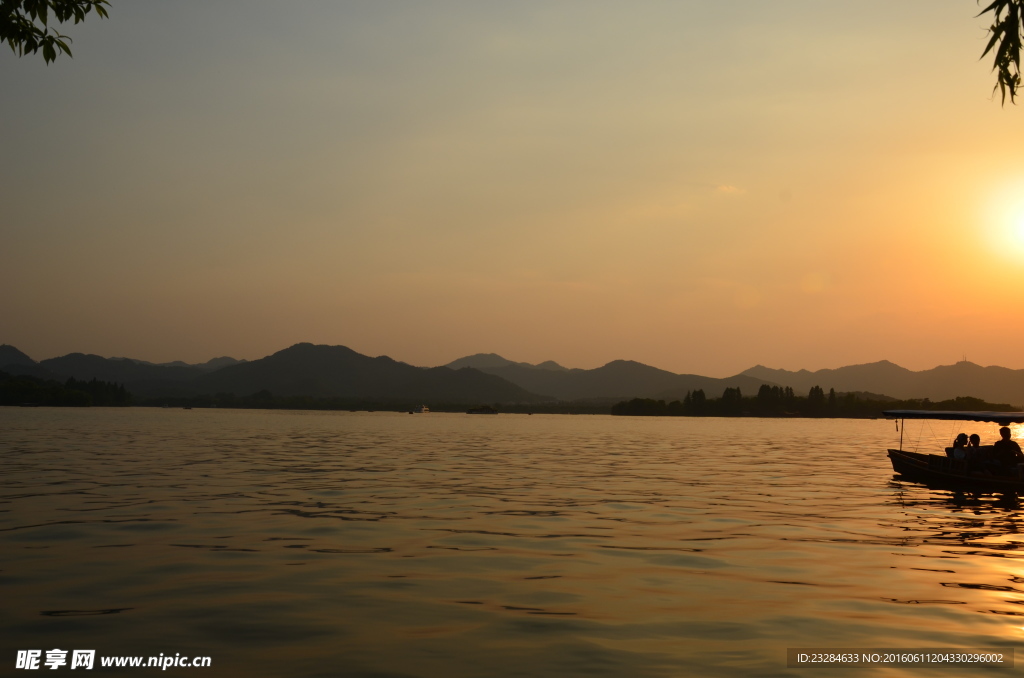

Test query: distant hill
[0,345,61,379]
[1,343,547,403]
[0,348,248,396]
[196,356,246,371]
[742,361,1024,406]
[445,353,568,372]
[451,356,773,401]
[0,344,35,368]
[11,339,1024,407]
[41,353,208,383]
[192,343,548,404]
[123,356,246,371]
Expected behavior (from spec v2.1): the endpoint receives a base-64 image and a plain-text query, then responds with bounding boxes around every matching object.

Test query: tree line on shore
[138,391,613,414]
[0,370,131,406]
[138,391,501,412]
[610,385,1017,418]
[4,372,1018,417]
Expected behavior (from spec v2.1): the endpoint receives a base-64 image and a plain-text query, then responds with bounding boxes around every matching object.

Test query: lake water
[2,409,1023,676]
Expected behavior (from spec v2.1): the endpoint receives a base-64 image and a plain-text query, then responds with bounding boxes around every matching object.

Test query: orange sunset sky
[2,1,1023,377]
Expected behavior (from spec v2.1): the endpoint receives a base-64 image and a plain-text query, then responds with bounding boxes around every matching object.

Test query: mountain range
[0,343,545,404]
[445,353,769,402]
[741,361,1024,406]
[3,342,1024,407]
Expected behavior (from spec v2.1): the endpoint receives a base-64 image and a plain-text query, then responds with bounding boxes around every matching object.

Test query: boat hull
[888,449,1024,492]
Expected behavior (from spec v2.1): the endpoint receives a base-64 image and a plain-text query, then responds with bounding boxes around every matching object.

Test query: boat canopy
[883,410,1024,425]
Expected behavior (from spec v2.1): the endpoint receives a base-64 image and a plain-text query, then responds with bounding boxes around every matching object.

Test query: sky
[2,1,1023,376]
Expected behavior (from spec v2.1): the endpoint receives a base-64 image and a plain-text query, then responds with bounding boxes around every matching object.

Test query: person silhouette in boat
[968,433,982,447]
[948,433,969,461]
[992,427,1024,473]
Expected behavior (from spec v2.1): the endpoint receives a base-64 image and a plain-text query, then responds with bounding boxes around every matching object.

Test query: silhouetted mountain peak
[446,353,513,370]
[598,359,668,375]
[192,342,546,403]
[446,353,568,372]
[200,356,245,370]
[942,360,982,369]
[603,359,642,367]
[742,360,912,380]
[0,344,36,367]
[147,357,246,370]
[270,342,365,361]
[275,342,320,355]
[252,343,410,374]
[535,360,567,371]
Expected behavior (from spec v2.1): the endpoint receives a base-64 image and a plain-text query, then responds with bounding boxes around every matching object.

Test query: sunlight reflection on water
[1,409,1022,676]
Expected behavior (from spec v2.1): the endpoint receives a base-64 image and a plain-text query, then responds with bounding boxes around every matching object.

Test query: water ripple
[2,409,1022,677]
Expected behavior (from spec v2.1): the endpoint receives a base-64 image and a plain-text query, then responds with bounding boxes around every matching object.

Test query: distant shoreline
[3,359,1020,417]
[7,343,1024,413]
[5,402,1017,421]
[608,393,1019,419]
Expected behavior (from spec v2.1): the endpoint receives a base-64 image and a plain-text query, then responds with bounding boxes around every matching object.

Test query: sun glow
[987,181,1024,257]
[1014,210,1024,250]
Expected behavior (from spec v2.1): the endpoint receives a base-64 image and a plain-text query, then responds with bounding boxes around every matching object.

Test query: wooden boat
[887,448,1024,492]
[884,409,1024,492]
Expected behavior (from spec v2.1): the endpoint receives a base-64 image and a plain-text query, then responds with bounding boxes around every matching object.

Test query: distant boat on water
[416,405,430,413]
[466,405,498,415]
